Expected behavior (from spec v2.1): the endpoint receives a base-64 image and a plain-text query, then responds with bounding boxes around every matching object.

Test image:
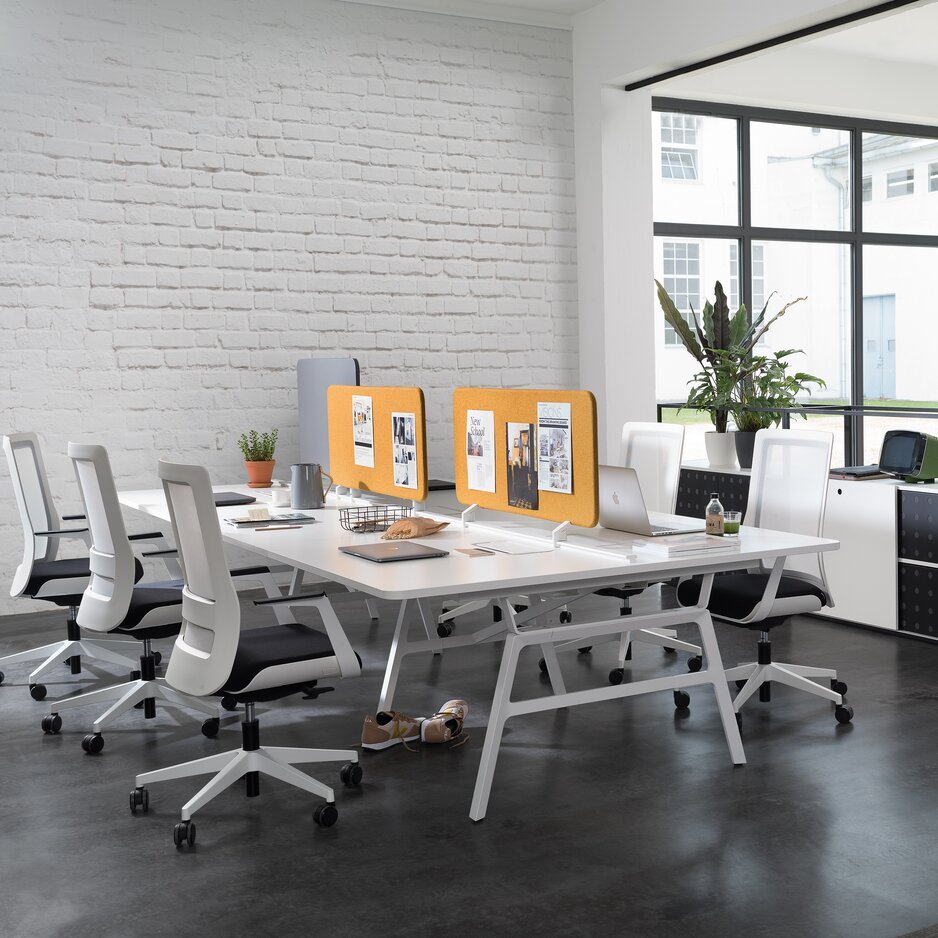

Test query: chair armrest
[129,530,165,542]
[253,591,326,606]
[34,528,88,538]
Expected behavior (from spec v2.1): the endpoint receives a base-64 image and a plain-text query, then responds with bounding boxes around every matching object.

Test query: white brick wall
[0,0,576,615]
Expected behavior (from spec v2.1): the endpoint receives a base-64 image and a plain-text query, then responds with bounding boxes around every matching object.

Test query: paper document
[473,539,555,555]
[537,401,572,494]
[466,409,496,493]
[632,534,740,556]
[353,395,375,468]
[392,412,418,489]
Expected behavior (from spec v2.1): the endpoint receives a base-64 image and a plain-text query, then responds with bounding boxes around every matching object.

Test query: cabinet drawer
[898,490,938,562]
[898,562,938,638]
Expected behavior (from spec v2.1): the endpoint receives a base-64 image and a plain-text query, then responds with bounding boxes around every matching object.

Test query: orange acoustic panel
[327,385,429,502]
[453,388,598,527]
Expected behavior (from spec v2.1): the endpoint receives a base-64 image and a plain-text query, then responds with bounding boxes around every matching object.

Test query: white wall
[0,0,577,614]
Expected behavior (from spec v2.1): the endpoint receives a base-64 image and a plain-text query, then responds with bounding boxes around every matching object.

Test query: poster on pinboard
[506,421,538,510]
[392,412,418,489]
[537,401,572,494]
[466,409,495,493]
[352,395,375,468]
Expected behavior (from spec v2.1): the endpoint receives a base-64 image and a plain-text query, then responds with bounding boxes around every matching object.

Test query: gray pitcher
[291,463,332,510]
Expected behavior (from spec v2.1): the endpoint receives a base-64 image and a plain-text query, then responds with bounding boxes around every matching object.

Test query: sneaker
[420,699,469,744]
[361,711,423,750]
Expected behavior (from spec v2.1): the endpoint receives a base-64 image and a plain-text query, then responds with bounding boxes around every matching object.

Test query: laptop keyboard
[649,524,676,535]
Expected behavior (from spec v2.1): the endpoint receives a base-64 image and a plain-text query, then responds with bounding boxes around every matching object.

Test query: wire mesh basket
[338,504,412,533]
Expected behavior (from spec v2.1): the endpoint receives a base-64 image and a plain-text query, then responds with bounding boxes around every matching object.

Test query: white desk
[119,485,838,821]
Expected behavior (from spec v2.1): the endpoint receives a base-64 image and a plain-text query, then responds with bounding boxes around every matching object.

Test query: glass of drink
[723,510,741,537]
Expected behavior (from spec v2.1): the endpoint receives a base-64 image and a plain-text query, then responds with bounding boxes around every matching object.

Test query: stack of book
[632,534,741,557]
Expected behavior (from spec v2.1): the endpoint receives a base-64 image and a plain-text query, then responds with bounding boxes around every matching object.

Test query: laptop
[339,541,449,563]
[598,465,705,536]
[213,491,256,507]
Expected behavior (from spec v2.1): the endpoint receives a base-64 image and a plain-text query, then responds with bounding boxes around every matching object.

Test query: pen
[255,524,303,532]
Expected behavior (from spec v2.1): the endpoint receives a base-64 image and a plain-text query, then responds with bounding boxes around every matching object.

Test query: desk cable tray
[339,504,412,533]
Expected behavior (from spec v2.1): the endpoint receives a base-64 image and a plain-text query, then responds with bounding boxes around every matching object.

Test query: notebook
[224,512,316,527]
[339,541,449,563]
[598,466,704,536]
[213,491,256,507]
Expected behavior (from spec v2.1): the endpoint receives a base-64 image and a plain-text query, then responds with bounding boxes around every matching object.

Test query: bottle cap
[709,492,719,499]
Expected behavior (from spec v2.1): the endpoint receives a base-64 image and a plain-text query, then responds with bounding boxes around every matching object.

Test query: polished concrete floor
[1,589,937,938]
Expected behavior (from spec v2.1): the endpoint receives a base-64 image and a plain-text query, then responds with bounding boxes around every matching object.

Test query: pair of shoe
[361,699,468,750]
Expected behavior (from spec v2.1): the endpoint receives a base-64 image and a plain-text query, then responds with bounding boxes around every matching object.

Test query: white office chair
[40,444,222,752]
[1,432,141,699]
[545,422,701,682]
[677,428,853,725]
[131,460,362,847]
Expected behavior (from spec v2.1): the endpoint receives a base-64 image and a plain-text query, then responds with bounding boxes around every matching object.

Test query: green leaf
[655,280,704,362]
[711,281,730,350]
[728,302,749,347]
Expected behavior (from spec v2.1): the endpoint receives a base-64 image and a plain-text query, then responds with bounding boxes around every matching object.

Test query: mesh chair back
[746,428,833,583]
[3,432,63,596]
[620,422,685,514]
[68,443,136,633]
[159,460,240,697]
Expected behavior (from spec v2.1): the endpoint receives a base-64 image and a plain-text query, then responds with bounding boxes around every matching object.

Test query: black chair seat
[114,583,183,639]
[224,624,335,695]
[25,557,144,604]
[677,573,827,626]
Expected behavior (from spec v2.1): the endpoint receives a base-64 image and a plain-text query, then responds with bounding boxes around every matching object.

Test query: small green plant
[238,429,278,462]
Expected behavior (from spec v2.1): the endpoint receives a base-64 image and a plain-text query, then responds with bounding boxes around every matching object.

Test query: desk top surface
[119,485,838,601]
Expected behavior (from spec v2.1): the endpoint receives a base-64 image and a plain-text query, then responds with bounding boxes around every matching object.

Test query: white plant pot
[704,431,738,469]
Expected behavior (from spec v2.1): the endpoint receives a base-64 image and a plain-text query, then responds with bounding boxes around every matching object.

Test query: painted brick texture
[0,0,576,615]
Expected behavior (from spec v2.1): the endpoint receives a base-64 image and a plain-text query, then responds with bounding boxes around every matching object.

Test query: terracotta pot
[245,460,275,488]
[704,431,738,469]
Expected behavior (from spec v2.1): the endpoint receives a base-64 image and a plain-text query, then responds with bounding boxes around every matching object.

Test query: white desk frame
[119,485,837,822]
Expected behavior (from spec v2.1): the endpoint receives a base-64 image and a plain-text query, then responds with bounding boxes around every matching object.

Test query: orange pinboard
[327,385,428,502]
[453,387,598,527]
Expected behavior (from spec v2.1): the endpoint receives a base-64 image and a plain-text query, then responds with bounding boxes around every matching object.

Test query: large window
[654,100,938,464]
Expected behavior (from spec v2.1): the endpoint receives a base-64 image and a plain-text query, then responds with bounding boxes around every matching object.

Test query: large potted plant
[656,279,807,468]
[730,350,825,468]
[238,429,279,488]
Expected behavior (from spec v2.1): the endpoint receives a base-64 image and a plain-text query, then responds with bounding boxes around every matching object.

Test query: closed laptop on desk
[339,541,449,563]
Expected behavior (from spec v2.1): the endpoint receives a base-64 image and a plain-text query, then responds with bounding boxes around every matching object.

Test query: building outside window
[662,242,700,344]
[660,113,699,181]
[929,162,938,192]
[862,175,872,201]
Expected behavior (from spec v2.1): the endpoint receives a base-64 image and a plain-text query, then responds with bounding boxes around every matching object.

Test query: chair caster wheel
[835,704,854,724]
[81,733,104,754]
[221,696,239,712]
[831,679,848,696]
[130,670,141,681]
[576,645,591,654]
[340,762,362,787]
[201,718,220,738]
[559,611,572,624]
[437,622,454,638]
[314,803,338,827]
[673,690,690,710]
[608,668,624,685]
[173,820,196,848]
[687,655,703,673]
[492,606,502,622]
[130,786,149,815]
[29,683,47,702]
[41,714,62,735]
[537,657,547,674]
[663,646,675,654]
[153,651,163,666]
[735,679,748,689]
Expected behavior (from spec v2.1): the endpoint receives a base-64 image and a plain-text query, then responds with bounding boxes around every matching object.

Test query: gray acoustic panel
[297,357,359,470]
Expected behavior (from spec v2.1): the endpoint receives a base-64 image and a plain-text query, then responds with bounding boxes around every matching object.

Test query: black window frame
[653,97,938,465]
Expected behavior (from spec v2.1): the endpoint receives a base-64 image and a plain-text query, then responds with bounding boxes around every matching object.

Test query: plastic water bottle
[705,492,724,536]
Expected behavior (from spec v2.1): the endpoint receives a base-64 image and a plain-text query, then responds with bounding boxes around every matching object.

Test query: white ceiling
[807,1,938,67]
